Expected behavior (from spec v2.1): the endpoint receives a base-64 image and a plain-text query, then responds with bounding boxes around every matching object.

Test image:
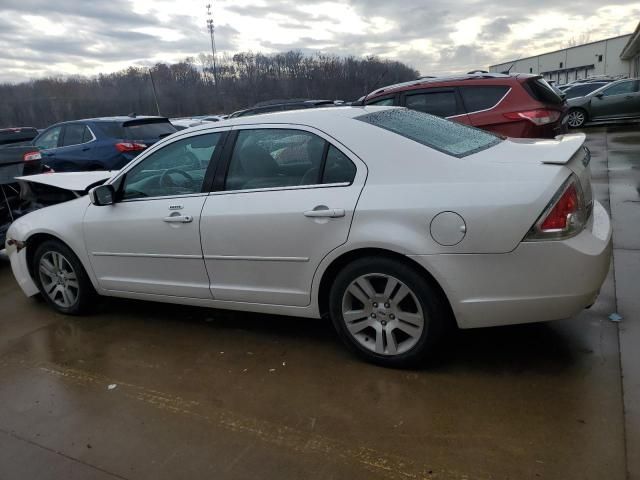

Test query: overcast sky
[0,0,638,83]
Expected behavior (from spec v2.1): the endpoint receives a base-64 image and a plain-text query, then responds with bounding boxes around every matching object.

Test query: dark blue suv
[32,116,178,171]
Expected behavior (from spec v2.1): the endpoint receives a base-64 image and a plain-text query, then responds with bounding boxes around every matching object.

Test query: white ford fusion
[5,107,611,367]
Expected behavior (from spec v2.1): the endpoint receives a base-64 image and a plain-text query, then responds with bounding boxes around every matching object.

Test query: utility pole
[148,68,161,116]
[206,3,218,86]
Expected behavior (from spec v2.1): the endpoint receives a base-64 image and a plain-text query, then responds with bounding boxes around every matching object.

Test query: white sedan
[5,107,612,367]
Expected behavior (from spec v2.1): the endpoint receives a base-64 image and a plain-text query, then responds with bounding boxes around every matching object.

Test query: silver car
[567,79,640,127]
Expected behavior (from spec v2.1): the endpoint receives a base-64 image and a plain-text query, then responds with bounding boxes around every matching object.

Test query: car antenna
[361,67,389,106]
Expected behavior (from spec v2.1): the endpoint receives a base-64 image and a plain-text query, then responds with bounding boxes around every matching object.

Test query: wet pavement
[0,126,638,480]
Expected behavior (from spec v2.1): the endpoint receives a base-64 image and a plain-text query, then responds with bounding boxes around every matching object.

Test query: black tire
[32,239,96,315]
[567,108,587,128]
[329,257,448,368]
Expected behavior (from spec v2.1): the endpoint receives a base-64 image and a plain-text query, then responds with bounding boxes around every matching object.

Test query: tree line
[0,51,419,128]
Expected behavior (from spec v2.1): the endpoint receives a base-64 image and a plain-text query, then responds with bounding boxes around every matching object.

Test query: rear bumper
[409,200,612,329]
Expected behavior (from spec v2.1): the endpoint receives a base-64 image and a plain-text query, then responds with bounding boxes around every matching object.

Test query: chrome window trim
[210,182,351,197]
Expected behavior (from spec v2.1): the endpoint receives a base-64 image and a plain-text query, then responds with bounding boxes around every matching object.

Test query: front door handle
[163,215,193,223]
[304,208,345,218]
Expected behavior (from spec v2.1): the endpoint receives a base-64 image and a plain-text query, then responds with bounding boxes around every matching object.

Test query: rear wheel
[329,257,447,367]
[33,240,95,315]
[567,108,587,128]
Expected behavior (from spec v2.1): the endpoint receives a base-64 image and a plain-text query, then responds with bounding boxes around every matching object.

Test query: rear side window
[524,78,564,105]
[62,124,90,146]
[123,121,176,140]
[357,108,501,158]
[323,145,356,184]
[225,129,326,191]
[460,86,509,112]
[404,91,458,117]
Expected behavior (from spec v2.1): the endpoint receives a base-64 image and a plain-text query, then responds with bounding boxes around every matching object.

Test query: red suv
[363,73,568,138]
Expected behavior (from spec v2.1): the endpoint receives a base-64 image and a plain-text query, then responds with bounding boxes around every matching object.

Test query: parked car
[566,79,640,128]
[32,116,177,171]
[562,82,610,100]
[5,107,611,367]
[0,131,46,246]
[228,100,341,118]
[363,73,568,138]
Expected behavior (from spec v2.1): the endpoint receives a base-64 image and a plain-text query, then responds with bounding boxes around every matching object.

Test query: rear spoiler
[539,133,585,165]
[122,117,170,127]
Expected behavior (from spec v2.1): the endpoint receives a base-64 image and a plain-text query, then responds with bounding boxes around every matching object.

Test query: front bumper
[5,238,39,297]
[409,200,612,329]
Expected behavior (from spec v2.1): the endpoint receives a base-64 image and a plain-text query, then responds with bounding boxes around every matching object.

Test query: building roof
[621,21,640,60]
[489,33,633,68]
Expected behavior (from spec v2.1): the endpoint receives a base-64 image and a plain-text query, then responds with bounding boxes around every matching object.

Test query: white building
[489,30,637,84]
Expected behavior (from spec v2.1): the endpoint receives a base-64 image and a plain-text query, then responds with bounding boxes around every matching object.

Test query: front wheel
[33,240,96,315]
[567,108,587,128]
[329,257,447,367]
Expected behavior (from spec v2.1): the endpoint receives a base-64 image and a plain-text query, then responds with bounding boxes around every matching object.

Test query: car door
[33,126,63,167]
[200,125,366,307]
[83,130,225,298]
[53,123,96,171]
[590,80,640,119]
[400,88,472,125]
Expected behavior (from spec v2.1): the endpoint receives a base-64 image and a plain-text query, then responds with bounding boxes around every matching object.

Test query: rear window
[524,78,564,105]
[357,108,501,158]
[97,121,176,140]
[564,83,606,99]
[460,86,510,112]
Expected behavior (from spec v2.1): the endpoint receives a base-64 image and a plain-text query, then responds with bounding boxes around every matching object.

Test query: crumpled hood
[15,171,116,192]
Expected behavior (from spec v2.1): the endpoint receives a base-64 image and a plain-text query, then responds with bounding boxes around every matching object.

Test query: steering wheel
[159,168,195,189]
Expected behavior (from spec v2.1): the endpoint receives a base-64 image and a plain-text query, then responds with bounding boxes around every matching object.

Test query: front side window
[357,108,501,158]
[225,129,327,191]
[602,81,638,97]
[122,133,221,200]
[35,127,62,149]
[368,97,395,106]
[404,91,458,117]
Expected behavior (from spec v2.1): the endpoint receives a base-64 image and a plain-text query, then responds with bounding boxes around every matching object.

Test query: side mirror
[595,92,604,99]
[89,184,115,206]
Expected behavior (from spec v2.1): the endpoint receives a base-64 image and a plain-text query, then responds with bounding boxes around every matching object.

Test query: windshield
[356,108,501,157]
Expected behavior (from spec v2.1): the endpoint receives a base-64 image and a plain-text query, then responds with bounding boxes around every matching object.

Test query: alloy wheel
[38,251,79,309]
[567,110,585,128]
[341,273,425,356]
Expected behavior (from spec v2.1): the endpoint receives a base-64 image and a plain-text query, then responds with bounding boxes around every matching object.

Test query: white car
[5,107,612,367]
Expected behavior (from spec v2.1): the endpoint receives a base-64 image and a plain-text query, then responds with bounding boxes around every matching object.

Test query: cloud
[0,0,637,83]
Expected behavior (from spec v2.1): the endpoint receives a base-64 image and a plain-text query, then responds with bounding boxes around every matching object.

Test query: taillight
[504,109,561,126]
[115,142,147,153]
[23,151,42,162]
[525,174,588,241]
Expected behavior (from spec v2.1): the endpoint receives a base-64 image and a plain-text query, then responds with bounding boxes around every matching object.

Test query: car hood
[15,170,116,192]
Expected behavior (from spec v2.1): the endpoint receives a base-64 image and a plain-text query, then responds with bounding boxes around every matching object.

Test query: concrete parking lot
[0,126,638,480]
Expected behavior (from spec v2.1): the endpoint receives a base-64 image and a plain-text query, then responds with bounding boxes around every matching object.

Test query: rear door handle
[304,208,345,218]
[163,215,193,223]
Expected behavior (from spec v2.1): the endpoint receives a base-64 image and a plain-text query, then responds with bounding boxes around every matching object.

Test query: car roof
[186,105,391,132]
[366,72,536,98]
